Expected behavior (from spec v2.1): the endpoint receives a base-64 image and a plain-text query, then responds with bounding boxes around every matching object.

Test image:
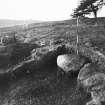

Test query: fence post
[76,16,79,55]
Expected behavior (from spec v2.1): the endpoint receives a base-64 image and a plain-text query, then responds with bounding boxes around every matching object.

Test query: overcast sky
[0,0,105,21]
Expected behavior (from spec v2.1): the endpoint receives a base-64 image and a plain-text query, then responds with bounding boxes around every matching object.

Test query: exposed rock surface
[77,63,105,105]
[87,89,105,105]
[57,54,86,73]
[77,63,102,86]
[83,73,105,105]
[78,72,105,91]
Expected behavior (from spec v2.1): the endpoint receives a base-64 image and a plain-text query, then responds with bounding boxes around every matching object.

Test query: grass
[1,66,90,105]
[0,17,105,105]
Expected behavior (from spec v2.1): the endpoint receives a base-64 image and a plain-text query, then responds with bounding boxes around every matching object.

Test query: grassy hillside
[14,17,105,50]
[0,17,105,105]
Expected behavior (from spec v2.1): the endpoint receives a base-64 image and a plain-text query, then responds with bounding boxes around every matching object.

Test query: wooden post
[76,16,79,55]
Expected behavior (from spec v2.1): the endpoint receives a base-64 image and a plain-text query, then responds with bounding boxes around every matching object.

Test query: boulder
[65,44,105,73]
[77,62,105,90]
[83,73,105,105]
[77,63,105,92]
[57,54,86,73]
[82,73,105,91]
[77,48,105,86]
[77,63,101,83]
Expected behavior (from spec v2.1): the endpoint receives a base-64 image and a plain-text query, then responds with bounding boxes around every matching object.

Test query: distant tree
[72,0,105,19]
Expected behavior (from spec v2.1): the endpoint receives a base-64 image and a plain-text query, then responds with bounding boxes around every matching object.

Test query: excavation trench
[0,44,102,105]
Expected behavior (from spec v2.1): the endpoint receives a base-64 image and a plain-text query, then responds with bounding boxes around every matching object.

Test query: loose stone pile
[56,44,105,105]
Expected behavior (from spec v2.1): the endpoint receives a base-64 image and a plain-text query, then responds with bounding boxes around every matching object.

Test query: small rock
[30,47,49,60]
[85,42,92,47]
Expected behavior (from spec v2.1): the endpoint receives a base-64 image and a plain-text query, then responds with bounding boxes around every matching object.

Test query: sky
[0,0,105,21]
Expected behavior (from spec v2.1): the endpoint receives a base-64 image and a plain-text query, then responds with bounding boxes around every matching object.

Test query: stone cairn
[56,44,105,105]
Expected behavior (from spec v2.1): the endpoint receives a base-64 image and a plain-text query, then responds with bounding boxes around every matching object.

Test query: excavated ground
[0,65,91,105]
